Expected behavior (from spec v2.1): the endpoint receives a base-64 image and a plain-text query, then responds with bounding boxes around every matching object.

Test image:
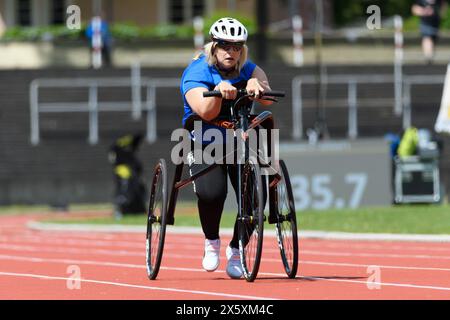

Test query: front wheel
[238,159,264,282]
[274,160,298,278]
[145,159,168,280]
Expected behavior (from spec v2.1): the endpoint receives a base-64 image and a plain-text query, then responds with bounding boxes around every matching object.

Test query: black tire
[146,159,168,280]
[238,159,264,282]
[274,160,298,278]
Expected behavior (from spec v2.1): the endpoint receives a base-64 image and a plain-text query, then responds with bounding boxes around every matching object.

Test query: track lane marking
[0,271,279,300]
[3,253,450,272]
[3,242,450,262]
[2,254,450,293]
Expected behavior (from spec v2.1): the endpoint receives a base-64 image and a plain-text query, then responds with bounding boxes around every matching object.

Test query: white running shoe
[202,238,220,272]
[226,245,243,279]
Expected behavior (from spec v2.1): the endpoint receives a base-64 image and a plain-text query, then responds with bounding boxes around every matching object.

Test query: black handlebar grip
[264,91,285,97]
[203,91,222,98]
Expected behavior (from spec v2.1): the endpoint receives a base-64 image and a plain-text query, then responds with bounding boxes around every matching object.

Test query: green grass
[0,203,113,216]
[38,203,450,235]
[299,205,450,234]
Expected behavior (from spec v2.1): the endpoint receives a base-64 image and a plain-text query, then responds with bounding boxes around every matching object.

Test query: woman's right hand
[215,81,237,100]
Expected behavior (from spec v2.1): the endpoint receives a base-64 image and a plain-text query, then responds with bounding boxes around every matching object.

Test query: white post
[30,81,40,145]
[146,83,157,144]
[403,82,411,129]
[91,16,103,69]
[131,61,142,120]
[394,15,403,116]
[292,77,303,140]
[348,81,358,139]
[292,15,304,67]
[193,16,204,52]
[88,84,99,144]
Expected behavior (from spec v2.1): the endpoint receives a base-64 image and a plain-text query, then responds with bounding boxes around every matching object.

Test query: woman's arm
[412,4,433,16]
[185,82,237,121]
[247,66,274,106]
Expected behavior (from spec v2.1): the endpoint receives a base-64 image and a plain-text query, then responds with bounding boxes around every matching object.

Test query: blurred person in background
[108,134,146,219]
[412,0,448,64]
[0,13,5,38]
[85,13,112,68]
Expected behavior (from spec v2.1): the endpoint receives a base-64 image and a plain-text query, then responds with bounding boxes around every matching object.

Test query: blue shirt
[181,55,256,124]
[85,20,111,46]
[180,55,256,144]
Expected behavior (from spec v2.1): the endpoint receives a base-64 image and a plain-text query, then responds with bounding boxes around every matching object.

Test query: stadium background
[0,0,449,207]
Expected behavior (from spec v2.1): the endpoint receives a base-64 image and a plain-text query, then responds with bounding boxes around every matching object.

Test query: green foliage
[440,7,450,30]
[1,12,255,41]
[109,22,194,40]
[334,0,416,27]
[403,15,420,31]
[109,22,141,40]
[1,25,84,41]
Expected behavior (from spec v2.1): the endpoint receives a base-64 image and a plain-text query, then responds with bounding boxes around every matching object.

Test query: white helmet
[209,17,248,43]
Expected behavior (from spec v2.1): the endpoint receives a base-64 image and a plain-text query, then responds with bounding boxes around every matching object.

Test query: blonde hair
[199,41,248,73]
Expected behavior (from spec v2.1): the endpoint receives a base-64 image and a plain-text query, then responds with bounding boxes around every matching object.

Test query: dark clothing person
[412,0,447,62]
[85,17,112,67]
[416,0,444,40]
[108,134,146,217]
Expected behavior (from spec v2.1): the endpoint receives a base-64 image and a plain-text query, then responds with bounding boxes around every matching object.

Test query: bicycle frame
[166,90,284,226]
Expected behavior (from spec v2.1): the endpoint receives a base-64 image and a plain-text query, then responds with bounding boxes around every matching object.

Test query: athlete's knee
[196,186,227,204]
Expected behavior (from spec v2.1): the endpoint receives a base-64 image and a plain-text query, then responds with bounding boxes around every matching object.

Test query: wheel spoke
[239,160,264,282]
[274,160,298,278]
[145,159,168,280]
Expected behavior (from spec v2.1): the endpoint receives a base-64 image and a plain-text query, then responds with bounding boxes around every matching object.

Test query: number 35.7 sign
[291,173,368,210]
[281,140,391,210]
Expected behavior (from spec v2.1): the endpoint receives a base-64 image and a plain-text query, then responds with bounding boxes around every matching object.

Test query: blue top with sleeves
[180,54,256,125]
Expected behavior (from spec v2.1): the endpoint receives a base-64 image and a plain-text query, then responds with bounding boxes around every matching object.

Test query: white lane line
[6,233,450,259]
[301,241,450,253]
[27,221,450,242]
[3,253,450,274]
[0,271,278,300]
[300,260,450,272]
[0,243,276,260]
[297,276,450,293]
[300,249,450,260]
[5,234,450,256]
[0,236,145,249]
[3,242,450,269]
[0,236,283,255]
[2,255,450,294]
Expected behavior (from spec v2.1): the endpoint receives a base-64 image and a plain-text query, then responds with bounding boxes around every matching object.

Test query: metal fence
[30,69,445,145]
[29,64,179,145]
[291,74,445,140]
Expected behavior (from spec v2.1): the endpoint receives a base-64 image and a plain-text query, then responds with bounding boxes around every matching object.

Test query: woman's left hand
[246,78,266,100]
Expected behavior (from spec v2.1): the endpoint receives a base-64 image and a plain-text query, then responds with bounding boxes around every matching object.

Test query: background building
[0,0,333,31]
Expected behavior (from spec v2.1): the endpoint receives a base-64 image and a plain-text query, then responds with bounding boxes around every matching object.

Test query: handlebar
[203,89,285,98]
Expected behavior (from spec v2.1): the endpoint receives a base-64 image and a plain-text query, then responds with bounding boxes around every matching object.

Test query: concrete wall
[0,0,333,28]
[0,65,448,206]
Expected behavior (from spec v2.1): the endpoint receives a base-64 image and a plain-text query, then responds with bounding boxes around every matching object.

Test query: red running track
[1,214,450,300]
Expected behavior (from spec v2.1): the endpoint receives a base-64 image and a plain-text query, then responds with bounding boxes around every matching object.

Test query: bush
[1,25,83,41]
[1,11,256,42]
[334,0,416,27]
[440,7,450,30]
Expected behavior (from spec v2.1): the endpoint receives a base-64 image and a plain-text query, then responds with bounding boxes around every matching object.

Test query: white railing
[291,74,445,140]
[29,65,179,145]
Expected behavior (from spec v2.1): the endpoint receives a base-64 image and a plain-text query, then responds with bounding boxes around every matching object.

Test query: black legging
[188,149,267,249]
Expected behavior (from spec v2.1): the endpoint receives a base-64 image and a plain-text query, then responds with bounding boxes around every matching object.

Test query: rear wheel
[238,159,264,282]
[274,160,298,278]
[145,159,168,280]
